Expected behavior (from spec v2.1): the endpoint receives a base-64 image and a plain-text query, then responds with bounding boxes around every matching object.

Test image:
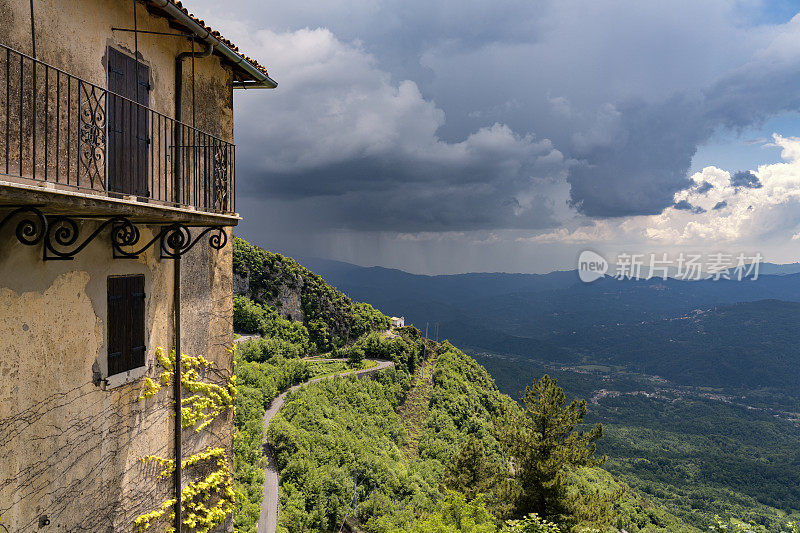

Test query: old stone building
[0,1,275,531]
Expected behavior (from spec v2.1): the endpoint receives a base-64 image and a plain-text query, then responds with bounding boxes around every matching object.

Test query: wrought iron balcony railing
[0,43,235,215]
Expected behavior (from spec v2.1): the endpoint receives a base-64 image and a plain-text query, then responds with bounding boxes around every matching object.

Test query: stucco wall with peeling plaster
[0,1,237,529]
[1,0,234,141]
[0,222,233,531]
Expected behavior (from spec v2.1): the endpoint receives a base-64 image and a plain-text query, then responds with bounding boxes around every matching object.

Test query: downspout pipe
[150,0,277,88]
[171,39,212,533]
[28,0,35,58]
[174,41,212,206]
[172,256,182,533]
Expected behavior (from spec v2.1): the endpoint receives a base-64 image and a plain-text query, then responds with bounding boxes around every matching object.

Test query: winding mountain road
[257,359,395,532]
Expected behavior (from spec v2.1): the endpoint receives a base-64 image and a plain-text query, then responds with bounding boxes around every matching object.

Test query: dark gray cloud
[731,170,763,189]
[239,152,562,231]
[695,181,714,194]
[713,200,728,210]
[565,41,800,216]
[566,95,703,216]
[228,29,570,232]
[673,199,706,214]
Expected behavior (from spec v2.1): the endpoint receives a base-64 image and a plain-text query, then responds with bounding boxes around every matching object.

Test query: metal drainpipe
[148,0,277,88]
[174,42,212,204]
[28,0,35,58]
[172,40,213,533]
[173,255,182,533]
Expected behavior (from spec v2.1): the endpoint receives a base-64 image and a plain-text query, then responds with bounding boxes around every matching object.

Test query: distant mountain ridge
[296,256,581,301]
[299,257,800,280]
[294,256,800,395]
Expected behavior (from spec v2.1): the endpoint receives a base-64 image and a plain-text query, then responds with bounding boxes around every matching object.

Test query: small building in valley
[0,1,275,530]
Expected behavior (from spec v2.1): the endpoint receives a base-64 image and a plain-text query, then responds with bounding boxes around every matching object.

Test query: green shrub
[233,295,313,355]
[339,331,425,374]
[238,337,306,363]
[233,295,267,334]
[503,514,560,533]
[402,491,498,533]
[347,345,365,366]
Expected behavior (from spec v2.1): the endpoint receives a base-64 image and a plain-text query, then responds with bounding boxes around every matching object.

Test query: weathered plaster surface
[1,0,234,141]
[0,267,173,531]
[0,222,234,531]
[0,0,235,201]
[0,2,236,530]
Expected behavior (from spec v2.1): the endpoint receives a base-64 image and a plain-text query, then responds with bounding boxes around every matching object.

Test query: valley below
[230,245,800,532]
[297,256,800,530]
[471,350,800,529]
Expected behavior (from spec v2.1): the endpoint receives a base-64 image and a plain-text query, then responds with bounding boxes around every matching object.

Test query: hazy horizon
[266,246,800,277]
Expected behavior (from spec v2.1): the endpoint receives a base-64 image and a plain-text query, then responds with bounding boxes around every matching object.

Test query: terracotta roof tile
[160,0,271,78]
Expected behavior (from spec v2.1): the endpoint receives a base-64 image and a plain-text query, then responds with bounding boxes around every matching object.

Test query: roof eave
[147,0,277,89]
[214,38,278,89]
[233,77,279,89]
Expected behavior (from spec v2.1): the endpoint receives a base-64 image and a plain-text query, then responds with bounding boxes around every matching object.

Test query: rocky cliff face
[233,264,305,323]
[232,238,389,347]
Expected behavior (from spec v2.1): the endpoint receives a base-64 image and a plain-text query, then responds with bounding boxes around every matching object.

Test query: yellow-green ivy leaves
[134,347,238,532]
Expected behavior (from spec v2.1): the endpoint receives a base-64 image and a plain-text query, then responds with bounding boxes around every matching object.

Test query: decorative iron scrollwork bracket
[0,206,48,246]
[0,206,228,260]
[112,223,228,259]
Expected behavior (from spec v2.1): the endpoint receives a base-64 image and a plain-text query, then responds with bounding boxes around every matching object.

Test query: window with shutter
[107,275,147,377]
[107,47,150,197]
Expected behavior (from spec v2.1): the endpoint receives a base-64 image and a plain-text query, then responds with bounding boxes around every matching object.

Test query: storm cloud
[231,27,570,231]
[184,0,800,271]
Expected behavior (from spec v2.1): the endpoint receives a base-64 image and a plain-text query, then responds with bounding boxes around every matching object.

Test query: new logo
[578,250,608,283]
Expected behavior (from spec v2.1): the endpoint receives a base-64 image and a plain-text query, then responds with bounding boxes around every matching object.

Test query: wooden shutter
[129,275,146,369]
[107,275,146,376]
[108,48,150,197]
[107,276,126,376]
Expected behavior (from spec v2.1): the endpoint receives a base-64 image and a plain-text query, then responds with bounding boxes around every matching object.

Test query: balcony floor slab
[0,178,240,226]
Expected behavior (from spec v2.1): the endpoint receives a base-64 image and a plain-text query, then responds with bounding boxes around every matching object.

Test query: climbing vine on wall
[138,347,236,431]
[134,347,237,533]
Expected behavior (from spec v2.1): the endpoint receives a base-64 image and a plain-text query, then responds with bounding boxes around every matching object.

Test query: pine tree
[443,435,493,501]
[501,374,604,522]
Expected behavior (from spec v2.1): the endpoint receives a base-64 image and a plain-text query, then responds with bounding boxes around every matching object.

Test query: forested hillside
[295,256,800,529]
[474,353,800,530]
[233,238,389,351]
[231,238,769,533]
[268,338,701,532]
[231,239,391,531]
[552,299,800,391]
